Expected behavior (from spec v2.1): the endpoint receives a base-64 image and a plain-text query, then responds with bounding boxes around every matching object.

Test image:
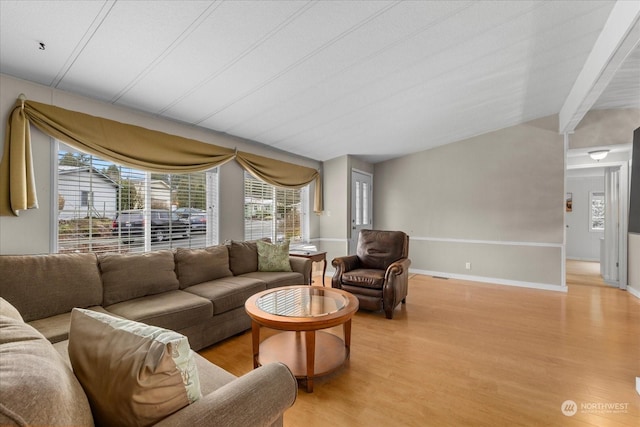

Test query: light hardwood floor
[199,261,640,426]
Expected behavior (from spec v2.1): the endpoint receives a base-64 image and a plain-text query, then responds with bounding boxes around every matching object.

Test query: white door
[349,170,373,254]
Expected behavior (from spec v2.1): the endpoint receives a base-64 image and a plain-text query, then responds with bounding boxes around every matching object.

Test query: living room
[1,1,639,426]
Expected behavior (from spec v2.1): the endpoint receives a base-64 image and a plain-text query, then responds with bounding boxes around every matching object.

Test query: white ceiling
[1,0,638,163]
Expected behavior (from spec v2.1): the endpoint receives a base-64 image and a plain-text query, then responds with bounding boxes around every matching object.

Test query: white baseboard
[627,286,640,299]
[410,269,567,293]
[566,257,600,262]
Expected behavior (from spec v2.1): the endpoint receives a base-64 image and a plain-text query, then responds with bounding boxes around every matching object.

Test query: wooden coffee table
[245,285,359,392]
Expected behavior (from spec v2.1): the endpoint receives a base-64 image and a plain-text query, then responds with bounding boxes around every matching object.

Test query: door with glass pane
[349,170,373,254]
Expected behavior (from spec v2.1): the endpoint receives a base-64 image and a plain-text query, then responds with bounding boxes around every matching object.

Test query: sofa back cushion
[69,308,201,427]
[0,253,102,322]
[100,250,179,306]
[226,239,271,276]
[0,315,94,426]
[175,245,233,289]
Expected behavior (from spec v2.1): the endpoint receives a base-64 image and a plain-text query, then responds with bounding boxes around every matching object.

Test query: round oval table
[245,285,359,392]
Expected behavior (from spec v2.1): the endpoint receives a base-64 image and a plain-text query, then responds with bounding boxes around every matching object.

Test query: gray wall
[0,74,321,254]
[569,109,640,149]
[373,120,565,289]
[316,156,349,268]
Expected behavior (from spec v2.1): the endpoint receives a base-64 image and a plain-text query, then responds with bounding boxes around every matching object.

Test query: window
[80,190,92,207]
[57,143,218,254]
[243,172,307,245]
[590,191,605,232]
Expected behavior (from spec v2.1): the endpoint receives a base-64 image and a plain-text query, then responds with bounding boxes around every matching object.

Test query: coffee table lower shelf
[257,330,348,389]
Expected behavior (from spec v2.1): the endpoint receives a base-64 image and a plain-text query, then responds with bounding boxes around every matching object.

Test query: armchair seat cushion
[342,268,385,289]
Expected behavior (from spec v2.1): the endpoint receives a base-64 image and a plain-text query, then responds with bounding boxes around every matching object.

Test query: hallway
[566,259,615,288]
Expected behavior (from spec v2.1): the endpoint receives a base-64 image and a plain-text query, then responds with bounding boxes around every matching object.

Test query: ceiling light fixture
[588,150,609,161]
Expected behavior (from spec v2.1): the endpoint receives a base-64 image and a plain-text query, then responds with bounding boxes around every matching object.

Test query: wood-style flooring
[199,261,640,426]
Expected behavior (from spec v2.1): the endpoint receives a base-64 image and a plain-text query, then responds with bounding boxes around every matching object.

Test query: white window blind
[243,172,306,245]
[57,143,218,254]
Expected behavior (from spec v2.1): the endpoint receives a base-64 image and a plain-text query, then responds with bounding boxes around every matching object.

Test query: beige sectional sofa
[0,240,309,426]
[0,240,311,350]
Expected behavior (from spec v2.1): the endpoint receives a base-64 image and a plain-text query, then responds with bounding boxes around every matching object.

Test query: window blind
[57,143,218,254]
[243,171,306,244]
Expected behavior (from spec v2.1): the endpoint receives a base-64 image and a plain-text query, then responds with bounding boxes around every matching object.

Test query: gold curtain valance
[0,98,323,216]
[236,151,322,213]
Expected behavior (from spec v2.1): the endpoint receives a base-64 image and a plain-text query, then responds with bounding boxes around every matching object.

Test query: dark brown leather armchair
[332,230,410,319]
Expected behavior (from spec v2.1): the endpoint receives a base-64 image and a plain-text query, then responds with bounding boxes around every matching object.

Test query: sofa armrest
[289,256,312,285]
[154,362,297,427]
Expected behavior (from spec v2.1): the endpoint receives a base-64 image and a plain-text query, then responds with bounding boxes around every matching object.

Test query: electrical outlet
[465,262,471,270]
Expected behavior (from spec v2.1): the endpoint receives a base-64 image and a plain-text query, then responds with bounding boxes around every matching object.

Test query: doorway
[349,170,372,255]
[565,145,631,290]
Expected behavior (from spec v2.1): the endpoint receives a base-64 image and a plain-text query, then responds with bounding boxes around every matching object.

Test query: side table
[289,250,327,286]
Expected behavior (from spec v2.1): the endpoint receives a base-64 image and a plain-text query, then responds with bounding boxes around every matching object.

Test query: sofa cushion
[256,240,293,272]
[184,277,266,315]
[69,308,201,427]
[100,250,179,306]
[0,253,102,322]
[0,315,93,427]
[105,290,213,331]
[28,305,113,344]
[226,239,270,276]
[241,271,305,289]
[175,246,233,289]
[193,352,236,394]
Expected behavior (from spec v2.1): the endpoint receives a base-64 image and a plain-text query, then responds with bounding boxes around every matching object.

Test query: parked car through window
[112,209,190,242]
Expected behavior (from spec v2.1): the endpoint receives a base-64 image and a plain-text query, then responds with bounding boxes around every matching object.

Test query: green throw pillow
[256,240,292,272]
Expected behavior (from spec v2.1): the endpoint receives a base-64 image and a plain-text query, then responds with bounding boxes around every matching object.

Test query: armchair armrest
[382,258,411,318]
[385,258,411,281]
[332,255,360,272]
[331,255,360,288]
[155,362,297,427]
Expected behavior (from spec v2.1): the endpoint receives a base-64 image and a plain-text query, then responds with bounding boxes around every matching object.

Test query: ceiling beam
[558,0,640,134]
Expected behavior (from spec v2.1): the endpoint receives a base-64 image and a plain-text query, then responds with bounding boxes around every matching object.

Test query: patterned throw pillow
[68,308,201,427]
[256,240,293,272]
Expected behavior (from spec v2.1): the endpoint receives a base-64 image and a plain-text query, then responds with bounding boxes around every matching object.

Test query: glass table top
[256,287,348,317]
